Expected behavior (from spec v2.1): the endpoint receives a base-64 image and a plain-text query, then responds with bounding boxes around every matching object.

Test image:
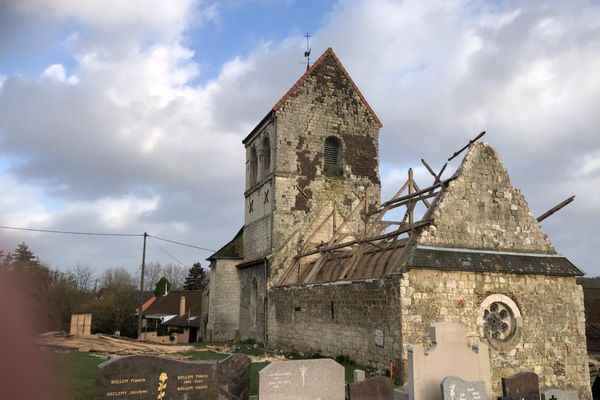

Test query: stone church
[206,48,590,398]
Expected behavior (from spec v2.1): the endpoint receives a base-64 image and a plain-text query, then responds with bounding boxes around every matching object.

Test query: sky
[0,0,599,276]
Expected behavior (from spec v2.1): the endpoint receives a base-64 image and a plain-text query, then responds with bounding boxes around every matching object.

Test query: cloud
[0,0,599,274]
[42,64,79,84]
[12,0,197,41]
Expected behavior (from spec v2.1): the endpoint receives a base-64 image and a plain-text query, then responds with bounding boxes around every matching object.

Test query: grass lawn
[41,350,105,400]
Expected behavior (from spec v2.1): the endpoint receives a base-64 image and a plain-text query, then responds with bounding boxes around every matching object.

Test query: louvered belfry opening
[249,147,258,186]
[324,136,342,177]
[261,136,271,175]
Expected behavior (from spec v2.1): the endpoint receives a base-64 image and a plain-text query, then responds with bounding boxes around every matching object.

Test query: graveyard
[46,322,588,399]
[41,337,371,399]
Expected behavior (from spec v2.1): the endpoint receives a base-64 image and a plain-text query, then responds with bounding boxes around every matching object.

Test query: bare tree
[74,262,95,292]
[162,263,187,289]
[141,262,163,293]
[101,267,135,290]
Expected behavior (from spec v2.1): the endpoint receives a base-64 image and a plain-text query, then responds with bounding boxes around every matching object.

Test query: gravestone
[441,376,485,400]
[348,376,394,400]
[94,354,250,400]
[259,358,344,400]
[354,370,366,383]
[408,323,492,400]
[501,372,540,400]
[542,389,578,400]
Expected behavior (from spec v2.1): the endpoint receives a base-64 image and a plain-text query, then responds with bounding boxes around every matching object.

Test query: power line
[0,225,143,237]
[0,225,217,252]
[147,235,216,253]
[148,236,187,268]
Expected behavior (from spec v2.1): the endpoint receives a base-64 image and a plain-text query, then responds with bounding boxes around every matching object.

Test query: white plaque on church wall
[374,329,384,347]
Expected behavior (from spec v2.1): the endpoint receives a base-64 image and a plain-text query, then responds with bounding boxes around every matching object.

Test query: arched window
[324,136,342,177]
[249,147,258,186]
[261,137,271,175]
[250,277,258,328]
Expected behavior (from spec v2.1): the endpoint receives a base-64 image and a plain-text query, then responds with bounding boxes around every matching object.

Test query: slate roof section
[406,246,584,277]
[207,227,243,261]
[143,290,203,316]
[242,47,382,145]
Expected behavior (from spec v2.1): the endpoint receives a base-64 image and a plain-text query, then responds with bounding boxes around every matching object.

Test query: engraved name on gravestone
[348,376,395,400]
[441,376,486,400]
[543,389,578,400]
[93,354,250,400]
[259,358,345,400]
[501,372,540,400]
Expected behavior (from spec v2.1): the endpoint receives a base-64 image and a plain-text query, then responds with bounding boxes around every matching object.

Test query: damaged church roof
[278,140,583,286]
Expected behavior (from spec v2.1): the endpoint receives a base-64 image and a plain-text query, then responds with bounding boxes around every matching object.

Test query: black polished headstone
[501,372,540,400]
[441,376,485,400]
[348,376,394,400]
[93,354,250,400]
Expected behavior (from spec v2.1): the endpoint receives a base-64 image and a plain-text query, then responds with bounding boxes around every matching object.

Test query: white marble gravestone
[259,358,344,400]
[441,376,486,400]
[408,323,492,400]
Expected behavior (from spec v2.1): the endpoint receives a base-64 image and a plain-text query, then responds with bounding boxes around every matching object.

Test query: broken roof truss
[276,131,577,286]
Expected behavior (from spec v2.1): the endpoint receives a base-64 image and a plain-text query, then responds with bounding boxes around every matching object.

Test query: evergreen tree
[183,262,207,290]
[154,276,171,296]
[13,242,38,267]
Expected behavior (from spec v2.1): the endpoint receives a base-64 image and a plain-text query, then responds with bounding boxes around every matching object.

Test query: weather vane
[303,32,311,71]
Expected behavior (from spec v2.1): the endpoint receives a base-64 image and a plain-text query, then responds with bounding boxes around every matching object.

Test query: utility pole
[137,232,148,339]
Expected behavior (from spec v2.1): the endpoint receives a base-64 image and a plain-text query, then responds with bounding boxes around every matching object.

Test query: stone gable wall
[268,277,402,370]
[401,269,590,399]
[418,142,555,253]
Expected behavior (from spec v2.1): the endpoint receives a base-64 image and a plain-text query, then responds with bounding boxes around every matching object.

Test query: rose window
[480,294,522,350]
[483,302,514,341]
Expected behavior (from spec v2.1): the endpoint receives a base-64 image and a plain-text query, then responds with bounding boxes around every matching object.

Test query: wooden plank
[448,131,486,161]
[295,219,433,258]
[374,177,455,211]
[537,196,575,222]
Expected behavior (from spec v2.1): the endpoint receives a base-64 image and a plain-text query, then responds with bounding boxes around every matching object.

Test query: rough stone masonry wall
[269,277,402,370]
[243,120,275,260]
[206,259,241,341]
[269,53,381,282]
[418,142,556,254]
[401,269,590,399]
[238,262,267,343]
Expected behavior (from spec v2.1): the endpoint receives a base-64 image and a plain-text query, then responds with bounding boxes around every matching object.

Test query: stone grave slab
[259,358,344,400]
[407,322,492,400]
[348,376,395,400]
[441,376,485,400]
[94,354,250,400]
[543,389,578,400]
[501,372,540,400]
